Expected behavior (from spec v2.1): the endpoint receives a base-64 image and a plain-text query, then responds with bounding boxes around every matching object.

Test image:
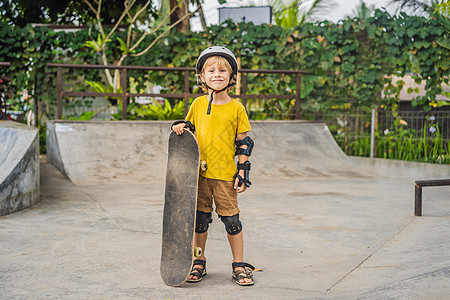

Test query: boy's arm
[234,132,253,193]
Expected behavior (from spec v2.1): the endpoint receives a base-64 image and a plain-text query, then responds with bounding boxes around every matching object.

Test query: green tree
[0,0,157,26]
[82,0,192,92]
[159,0,208,32]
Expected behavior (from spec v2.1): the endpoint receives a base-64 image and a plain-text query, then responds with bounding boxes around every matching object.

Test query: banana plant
[271,0,336,28]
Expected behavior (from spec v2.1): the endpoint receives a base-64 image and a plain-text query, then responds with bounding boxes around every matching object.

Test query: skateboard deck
[161,130,200,286]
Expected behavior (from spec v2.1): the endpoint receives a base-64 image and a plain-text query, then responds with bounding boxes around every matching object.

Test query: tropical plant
[271,0,336,28]
[350,0,376,20]
[389,0,448,16]
[434,1,450,20]
[134,99,184,120]
[85,80,123,105]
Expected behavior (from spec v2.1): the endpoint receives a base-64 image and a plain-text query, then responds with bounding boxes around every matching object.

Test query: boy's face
[201,60,231,91]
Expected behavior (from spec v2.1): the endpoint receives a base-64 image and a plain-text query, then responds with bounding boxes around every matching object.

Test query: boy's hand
[172,123,186,135]
[234,171,247,193]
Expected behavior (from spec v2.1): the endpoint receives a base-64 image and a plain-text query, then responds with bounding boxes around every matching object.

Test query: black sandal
[232,262,255,286]
[186,259,207,283]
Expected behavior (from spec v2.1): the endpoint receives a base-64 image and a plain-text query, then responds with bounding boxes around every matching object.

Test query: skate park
[1,120,449,299]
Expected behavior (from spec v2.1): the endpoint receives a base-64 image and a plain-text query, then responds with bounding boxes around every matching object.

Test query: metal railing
[414,179,450,216]
[303,109,450,162]
[47,63,308,120]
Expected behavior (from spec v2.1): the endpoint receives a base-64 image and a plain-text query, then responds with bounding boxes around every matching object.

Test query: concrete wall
[46,120,364,186]
[0,121,40,216]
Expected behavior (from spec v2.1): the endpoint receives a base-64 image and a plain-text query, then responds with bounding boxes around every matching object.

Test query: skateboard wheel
[194,247,202,257]
[200,161,207,171]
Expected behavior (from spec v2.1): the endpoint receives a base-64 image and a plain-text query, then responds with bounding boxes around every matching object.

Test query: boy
[171,46,255,286]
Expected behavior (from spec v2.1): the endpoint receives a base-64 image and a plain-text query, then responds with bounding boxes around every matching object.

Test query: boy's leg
[194,232,208,260]
[188,231,208,281]
[214,180,253,284]
[188,176,213,281]
[213,179,253,284]
[227,231,243,262]
[227,231,253,284]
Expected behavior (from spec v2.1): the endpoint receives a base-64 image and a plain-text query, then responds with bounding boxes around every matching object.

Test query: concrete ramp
[0,121,40,215]
[46,121,173,186]
[250,121,363,178]
[46,120,363,186]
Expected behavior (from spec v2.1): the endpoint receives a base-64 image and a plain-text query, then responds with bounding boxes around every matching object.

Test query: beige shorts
[197,176,239,216]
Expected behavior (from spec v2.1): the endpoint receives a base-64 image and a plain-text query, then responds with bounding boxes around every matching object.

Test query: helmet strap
[206,84,230,115]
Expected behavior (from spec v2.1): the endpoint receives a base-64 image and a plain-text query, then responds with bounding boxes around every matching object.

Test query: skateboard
[160,129,202,286]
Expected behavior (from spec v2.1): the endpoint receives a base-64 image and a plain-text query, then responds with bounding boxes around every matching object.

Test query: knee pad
[220,214,242,235]
[195,211,212,233]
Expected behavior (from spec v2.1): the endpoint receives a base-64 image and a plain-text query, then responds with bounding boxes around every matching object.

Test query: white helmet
[195,46,238,78]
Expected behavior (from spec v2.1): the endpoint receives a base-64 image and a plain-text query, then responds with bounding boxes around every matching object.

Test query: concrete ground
[0,156,449,299]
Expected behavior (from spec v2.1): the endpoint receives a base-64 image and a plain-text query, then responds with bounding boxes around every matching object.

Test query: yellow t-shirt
[186,95,252,181]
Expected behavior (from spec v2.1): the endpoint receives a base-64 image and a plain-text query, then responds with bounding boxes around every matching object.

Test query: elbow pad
[235,136,254,156]
[171,120,195,134]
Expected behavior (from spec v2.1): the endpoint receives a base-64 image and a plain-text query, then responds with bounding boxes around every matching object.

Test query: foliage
[141,12,448,115]
[134,99,185,120]
[62,111,96,120]
[0,0,158,27]
[272,0,336,28]
[389,0,446,16]
[339,117,449,164]
[434,1,450,20]
[273,0,304,28]
[351,0,376,19]
[111,101,137,120]
[0,22,97,119]
[374,10,449,110]
[0,9,448,123]
[80,0,192,95]
[38,118,46,154]
[85,80,122,104]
